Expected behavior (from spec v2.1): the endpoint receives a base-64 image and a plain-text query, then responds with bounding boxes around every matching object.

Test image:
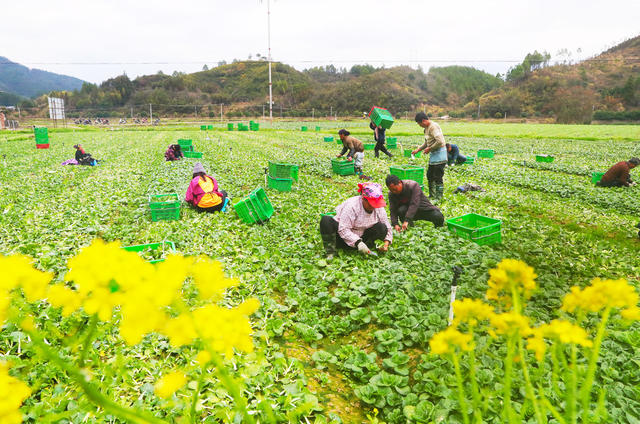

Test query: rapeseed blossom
[0,363,31,424]
[486,259,537,307]
[154,371,187,399]
[452,298,495,327]
[561,278,639,318]
[526,320,593,361]
[429,326,473,355]
[489,312,532,338]
[0,254,52,323]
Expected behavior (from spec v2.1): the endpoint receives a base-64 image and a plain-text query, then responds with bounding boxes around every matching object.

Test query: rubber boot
[434,184,445,202]
[321,234,337,259]
[428,181,436,198]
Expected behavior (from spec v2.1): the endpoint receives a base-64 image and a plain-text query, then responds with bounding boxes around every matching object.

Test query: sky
[2,0,639,84]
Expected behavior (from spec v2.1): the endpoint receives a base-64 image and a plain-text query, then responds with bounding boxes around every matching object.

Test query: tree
[202,64,209,71]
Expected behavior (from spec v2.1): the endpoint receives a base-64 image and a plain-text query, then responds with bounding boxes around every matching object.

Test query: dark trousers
[597,180,626,187]
[427,163,446,185]
[375,142,393,158]
[453,155,467,165]
[319,215,387,249]
[196,190,228,213]
[397,205,444,228]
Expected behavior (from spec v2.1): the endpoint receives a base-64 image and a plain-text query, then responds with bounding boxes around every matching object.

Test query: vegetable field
[1,122,639,423]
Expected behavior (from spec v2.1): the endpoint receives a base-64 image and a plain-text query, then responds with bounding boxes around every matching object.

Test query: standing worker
[412,112,448,201]
[385,174,444,230]
[596,158,639,187]
[446,143,467,166]
[370,121,393,158]
[337,129,364,161]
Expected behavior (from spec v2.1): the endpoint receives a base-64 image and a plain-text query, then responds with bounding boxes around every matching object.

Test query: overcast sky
[2,0,639,84]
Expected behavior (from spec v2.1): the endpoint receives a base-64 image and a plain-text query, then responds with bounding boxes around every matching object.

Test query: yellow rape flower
[489,312,532,338]
[452,298,495,327]
[526,329,547,361]
[526,320,593,361]
[154,371,187,399]
[486,259,537,307]
[46,284,83,317]
[0,363,31,424]
[189,257,237,301]
[561,278,639,316]
[429,326,473,355]
[0,254,52,303]
[195,350,211,366]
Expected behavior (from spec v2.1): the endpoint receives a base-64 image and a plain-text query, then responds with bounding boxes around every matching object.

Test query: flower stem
[189,370,205,423]
[78,314,98,368]
[504,336,515,424]
[581,307,611,424]
[468,328,483,423]
[452,352,470,424]
[518,337,543,423]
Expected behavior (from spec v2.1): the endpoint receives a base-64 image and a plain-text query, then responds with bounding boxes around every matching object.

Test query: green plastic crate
[446,213,502,246]
[182,145,194,152]
[324,136,334,142]
[536,155,555,163]
[200,125,207,130]
[207,125,213,130]
[321,211,336,217]
[227,123,234,130]
[364,143,376,150]
[386,137,397,149]
[238,124,249,131]
[369,106,394,129]
[301,126,308,132]
[183,151,203,158]
[250,122,260,131]
[122,241,176,264]
[149,194,181,222]
[235,187,274,224]
[34,127,49,143]
[464,156,475,165]
[336,139,342,145]
[591,172,605,184]
[331,158,355,176]
[477,149,495,158]
[268,175,294,191]
[315,126,321,131]
[403,150,421,158]
[178,139,192,146]
[389,165,425,184]
[268,161,299,181]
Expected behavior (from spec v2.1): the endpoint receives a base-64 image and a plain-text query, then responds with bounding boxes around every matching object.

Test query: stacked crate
[267,161,299,191]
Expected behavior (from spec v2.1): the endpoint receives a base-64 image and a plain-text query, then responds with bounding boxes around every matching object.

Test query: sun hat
[357,183,386,208]
[193,162,206,174]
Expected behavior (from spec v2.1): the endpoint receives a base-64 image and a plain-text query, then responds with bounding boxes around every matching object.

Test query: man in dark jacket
[386,174,444,230]
[597,157,639,187]
[446,143,467,166]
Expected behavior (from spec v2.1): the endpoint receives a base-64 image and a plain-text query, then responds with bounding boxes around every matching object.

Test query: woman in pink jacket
[185,163,229,212]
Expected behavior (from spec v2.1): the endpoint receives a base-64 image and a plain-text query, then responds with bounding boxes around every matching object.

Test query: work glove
[356,241,371,255]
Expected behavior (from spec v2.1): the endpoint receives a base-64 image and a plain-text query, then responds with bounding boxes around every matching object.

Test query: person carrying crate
[412,112,447,201]
[165,144,184,161]
[337,129,364,161]
[369,121,393,158]
[446,143,467,166]
[385,174,444,230]
[319,183,392,259]
[596,158,639,187]
[185,163,229,213]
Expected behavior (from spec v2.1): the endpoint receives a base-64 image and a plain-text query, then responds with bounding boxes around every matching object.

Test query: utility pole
[262,104,265,119]
[130,106,133,120]
[267,0,273,125]
[280,104,282,118]
[330,106,332,118]
[477,100,480,119]
[312,108,314,119]
[220,104,223,121]
[149,103,152,123]
[18,107,21,118]
[194,106,197,118]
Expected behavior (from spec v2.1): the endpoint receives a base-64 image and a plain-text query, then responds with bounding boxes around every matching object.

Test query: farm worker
[337,129,364,161]
[319,182,393,259]
[385,174,444,230]
[369,121,393,158]
[185,163,229,212]
[165,144,184,161]
[597,157,640,187]
[446,143,467,166]
[73,144,96,165]
[412,112,448,201]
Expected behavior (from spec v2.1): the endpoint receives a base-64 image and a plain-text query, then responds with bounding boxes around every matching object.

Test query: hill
[468,35,640,122]
[0,56,85,98]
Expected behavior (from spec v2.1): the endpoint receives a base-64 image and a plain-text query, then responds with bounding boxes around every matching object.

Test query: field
[1,121,640,423]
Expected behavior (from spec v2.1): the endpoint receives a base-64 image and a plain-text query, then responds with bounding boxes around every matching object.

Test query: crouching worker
[597,157,639,187]
[165,144,184,161]
[319,183,392,258]
[386,174,444,231]
[185,163,229,213]
[74,144,98,165]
